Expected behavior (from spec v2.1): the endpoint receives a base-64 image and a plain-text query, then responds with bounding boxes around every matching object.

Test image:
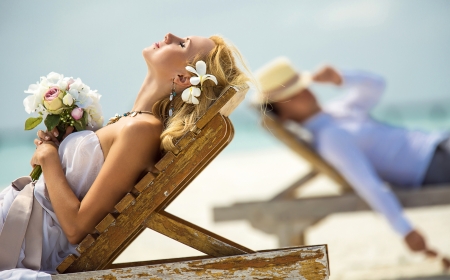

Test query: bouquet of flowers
[23,72,104,180]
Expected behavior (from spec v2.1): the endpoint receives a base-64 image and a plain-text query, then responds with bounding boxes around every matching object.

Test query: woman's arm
[36,121,161,244]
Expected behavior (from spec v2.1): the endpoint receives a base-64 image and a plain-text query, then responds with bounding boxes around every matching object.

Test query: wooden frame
[54,86,330,279]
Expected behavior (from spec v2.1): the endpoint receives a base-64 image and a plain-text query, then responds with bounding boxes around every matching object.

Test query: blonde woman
[0,33,250,279]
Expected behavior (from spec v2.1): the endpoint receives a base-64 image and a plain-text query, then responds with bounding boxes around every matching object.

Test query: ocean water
[1,103,449,191]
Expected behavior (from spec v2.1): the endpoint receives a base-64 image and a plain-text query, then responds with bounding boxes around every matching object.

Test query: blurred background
[1,1,449,279]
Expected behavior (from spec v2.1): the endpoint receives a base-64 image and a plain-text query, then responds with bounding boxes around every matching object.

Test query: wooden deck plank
[53,245,329,280]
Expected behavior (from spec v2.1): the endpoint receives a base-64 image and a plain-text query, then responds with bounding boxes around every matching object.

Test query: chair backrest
[57,84,249,273]
[261,112,352,192]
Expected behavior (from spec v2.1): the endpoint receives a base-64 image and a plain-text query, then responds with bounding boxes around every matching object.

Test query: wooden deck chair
[53,86,330,279]
[260,112,353,200]
[213,111,450,247]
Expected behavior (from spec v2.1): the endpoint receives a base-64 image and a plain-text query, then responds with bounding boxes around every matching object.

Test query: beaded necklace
[107,110,153,125]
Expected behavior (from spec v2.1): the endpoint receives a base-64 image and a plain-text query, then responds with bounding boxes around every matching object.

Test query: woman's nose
[164,33,172,43]
[164,33,181,44]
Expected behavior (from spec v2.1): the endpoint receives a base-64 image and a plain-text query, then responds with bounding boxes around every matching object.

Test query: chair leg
[146,211,255,257]
[270,169,318,201]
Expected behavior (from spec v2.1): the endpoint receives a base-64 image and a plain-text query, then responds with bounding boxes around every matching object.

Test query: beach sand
[115,146,450,280]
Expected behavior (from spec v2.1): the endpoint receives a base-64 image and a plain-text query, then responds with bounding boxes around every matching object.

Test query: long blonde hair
[152,35,250,153]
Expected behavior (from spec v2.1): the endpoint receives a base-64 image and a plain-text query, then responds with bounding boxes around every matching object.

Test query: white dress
[0,130,104,279]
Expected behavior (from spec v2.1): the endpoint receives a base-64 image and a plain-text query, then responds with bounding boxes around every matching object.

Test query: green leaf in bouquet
[24,116,43,130]
[73,120,84,132]
[44,114,61,131]
[82,111,88,125]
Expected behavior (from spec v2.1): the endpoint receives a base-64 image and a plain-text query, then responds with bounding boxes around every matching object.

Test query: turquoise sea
[1,100,450,191]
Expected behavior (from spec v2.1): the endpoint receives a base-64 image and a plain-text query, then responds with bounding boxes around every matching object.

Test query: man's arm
[315,67,386,115]
[317,127,413,236]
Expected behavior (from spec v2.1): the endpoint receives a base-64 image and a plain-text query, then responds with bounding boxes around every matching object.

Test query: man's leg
[422,137,450,185]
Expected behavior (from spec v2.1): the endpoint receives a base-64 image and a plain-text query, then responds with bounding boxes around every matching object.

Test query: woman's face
[143,33,215,77]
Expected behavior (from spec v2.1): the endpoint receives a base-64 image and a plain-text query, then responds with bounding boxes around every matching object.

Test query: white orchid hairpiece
[181,60,217,105]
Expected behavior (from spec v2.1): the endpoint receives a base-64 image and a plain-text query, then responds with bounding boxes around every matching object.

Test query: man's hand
[405,230,450,271]
[312,65,343,86]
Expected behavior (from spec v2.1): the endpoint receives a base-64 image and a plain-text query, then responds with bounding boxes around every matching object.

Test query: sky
[1,0,449,138]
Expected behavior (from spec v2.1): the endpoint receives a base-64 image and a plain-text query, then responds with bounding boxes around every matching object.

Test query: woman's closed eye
[179,42,186,48]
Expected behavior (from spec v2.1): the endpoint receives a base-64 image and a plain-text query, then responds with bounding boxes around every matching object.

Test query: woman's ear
[174,74,191,88]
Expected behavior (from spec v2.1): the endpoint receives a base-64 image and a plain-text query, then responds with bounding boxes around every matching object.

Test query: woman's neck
[132,73,172,112]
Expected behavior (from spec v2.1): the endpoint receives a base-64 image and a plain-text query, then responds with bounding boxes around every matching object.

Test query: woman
[0,33,250,279]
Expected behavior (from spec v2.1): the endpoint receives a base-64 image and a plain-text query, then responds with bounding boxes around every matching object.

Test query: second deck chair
[53,86,330,279]
[213,112,450,246]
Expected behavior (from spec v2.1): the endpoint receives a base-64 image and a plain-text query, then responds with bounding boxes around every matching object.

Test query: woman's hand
[34,126,75,147]
[30,140,59,168]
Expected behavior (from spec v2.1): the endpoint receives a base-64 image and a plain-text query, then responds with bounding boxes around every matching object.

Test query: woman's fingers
[37,129,60,146]
[50,127,59,138]
[35,126,74,147]
[34,138,43,147]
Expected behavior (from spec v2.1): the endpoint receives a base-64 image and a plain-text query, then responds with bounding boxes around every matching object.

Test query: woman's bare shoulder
[96,117,162,159]
[119,117,162,143]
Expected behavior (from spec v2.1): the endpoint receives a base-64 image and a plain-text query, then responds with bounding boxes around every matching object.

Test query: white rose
[23,83,46,114]
[23,94,38,114]
[57,80,68,91]
[62,93,74,106]
[46,72,64,85]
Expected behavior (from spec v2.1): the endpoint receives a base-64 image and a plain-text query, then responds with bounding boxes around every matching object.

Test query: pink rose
[43,87,64,114]
[44,87,60,101]
[71,107,84,120]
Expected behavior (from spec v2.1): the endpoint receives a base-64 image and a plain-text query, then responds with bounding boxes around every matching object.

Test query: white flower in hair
[182,60,217,105]
[186,60,218,89]
[182,86,201,105]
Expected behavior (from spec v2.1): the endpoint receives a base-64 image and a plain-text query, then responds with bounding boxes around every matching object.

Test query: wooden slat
[154,151,176,171]
[108,256,212,269]
[76,234,97,254]
[134,172,156,193]
[94,213,116,234]
[146,211,254,257]
[219,85,249,117]
[195,86,237,129]
[61,115,231,272]
[56,254,77,274]
[53,245,329,279]
[114,193,135,213]
[175,131,196,151]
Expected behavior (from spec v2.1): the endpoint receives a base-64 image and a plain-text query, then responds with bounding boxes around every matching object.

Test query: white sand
[116,146,450,280]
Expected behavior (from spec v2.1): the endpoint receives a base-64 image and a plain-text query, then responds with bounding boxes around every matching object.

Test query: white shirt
[301,70,447,236]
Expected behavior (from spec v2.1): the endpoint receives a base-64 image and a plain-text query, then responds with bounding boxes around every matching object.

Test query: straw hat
[253,57,312,105]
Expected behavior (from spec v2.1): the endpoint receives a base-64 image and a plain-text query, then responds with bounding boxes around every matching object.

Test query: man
[254,57,450,262]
